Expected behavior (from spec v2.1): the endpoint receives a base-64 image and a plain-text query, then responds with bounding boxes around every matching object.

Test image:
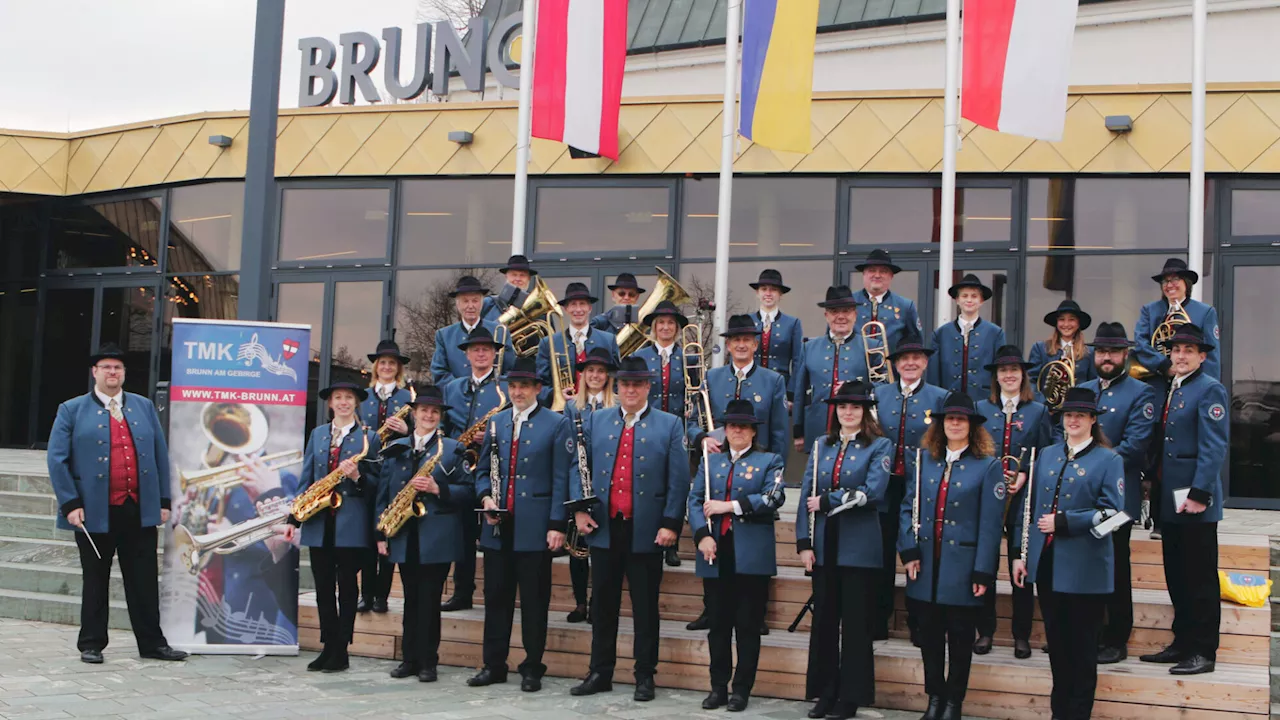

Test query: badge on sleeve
[1142,402,1155,420]
[1117,477,1125,496]
[994,481,1007,501]
[1209,403,1226,422]
[1213,325,1220,340]
[882,455,891,473]
[566,437,575,453]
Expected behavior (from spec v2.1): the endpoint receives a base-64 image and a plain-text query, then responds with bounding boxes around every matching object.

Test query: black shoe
[1041,643,1050,653]
[140,646,188,661]
[808,698,834,719]
[939,701,963,720]
[372,598,389,614]
[1014,639,1032,659]
[521,674,542,692]
[920,695,944,720]
[567,605,588,623]
[321,649,349,673]
[686,612,710,631]
[727,693,749,712]
[570,671,613,696]
[390,661,419,678]
[467,667,508,686]
[760,621,770,636]
[634,676,655,702]
[1170,655,1215,675]
[80,649,103,664]
[1097,646,1127,664]
[825,700,858,719]
[973,635,993,655]
[441,595,473,612]
[910,626,922,648]
[356,598,373,613]
[1140,646,1185,664]
[665,546,681,567]
[418,666,438,683]
[307,645,333,671]
[702,687,729,709]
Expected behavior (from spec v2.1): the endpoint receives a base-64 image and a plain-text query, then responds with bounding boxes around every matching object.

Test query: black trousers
[877,474,912,636]
[309,544,362,649]
[917,602,978,703]
[449,512,479,599]
[1038,546,1106,720]
[570,554,589,606]
[1100,523,1134,649]
[75,499,167,654]
[589,516,665,680]
[706,533,770,696]
[480,529,552,677]
[399,526,450,668]
[361,549,394,602]
[976,522,1035,641]
[1162,522,1220,659]
[807,564,877,707]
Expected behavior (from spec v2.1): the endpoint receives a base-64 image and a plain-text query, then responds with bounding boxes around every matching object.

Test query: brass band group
[49,249,1228,720]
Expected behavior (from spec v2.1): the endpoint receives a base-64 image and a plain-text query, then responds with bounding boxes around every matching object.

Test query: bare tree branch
[397,267,503,384]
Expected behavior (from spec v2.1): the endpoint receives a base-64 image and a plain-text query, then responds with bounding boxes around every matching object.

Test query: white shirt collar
[1068,437,1093,457]
[869,291,887,305]
[376,382,397,398]
[654,341,675,360]
[588,392,605,407]
[95,388,123,408]
[945,445,967,463]
[512,403,536,424]
[1173,372,1193,389]
[471,369,494,386]
[570,324,589,338]
[1000,392,1019,412]
[621,404,648,426]
[900,377,922,394]
[413,429,437,451]
[461,318,479,333]
[729,445,751,463]
[839,430,860,443]
[829,330,852,344]
[733,360,754,378]
[959,315,978,330]
[759,308,777,325]
[332,420,356,444]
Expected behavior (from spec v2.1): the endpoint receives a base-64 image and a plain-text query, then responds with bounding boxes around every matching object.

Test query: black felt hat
[983,344,1034,372]
[888,329,935,361]
[719,313,762,337]
[1059,387,1101,415]
[940,392,985,423]
[614,356,655,381]
[854,248,903,274]
[717,399,763,425]
[560,282,598,304]
[407,383,451,411]
[504,356,541,383]
[817,285,859,309]
[823,380,877,406]
[576,347,617,373]
[1043,299,1092,331]
[749,268,791,294]
[456,326,503,352]
[320,381,369,403]
[500,254,537,276]
[448,275,489,298]
[641,300,689,328]
[1087,322,1133,349]
[368,334,410,365]
[1158,323,1215,352]
[1152,257,1198,286]
[608,273,646,293]
[89,343,127,366]
[948,273,993,301]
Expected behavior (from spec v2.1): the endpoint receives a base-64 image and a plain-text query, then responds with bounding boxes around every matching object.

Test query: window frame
[42,188,169,278]
[1219,178,1280,247]
[274,179,397,269]
[838,175,1023,256]
[527,177,679,261]
[677,174,841,260]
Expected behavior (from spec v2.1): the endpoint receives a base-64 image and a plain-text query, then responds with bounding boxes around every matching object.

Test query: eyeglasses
[95,365,125,373]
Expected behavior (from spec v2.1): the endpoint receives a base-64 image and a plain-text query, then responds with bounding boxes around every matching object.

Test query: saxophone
[376,438,444,539]
[291,430,370,523]
[563,411,599,559]
[375,385,416,443]
[459,379,508,473]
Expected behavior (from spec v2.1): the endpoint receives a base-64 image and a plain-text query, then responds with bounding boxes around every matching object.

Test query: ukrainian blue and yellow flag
[739,0,821,154]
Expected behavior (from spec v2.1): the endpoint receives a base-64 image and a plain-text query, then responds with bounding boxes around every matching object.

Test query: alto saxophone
[376,438,444,538]
[375,385,416,443]
[291,430,370,523]
[563,411,600,559]
[459,378,508,473]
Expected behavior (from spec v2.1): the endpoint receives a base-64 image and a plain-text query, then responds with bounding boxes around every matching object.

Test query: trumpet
[499,276,561,357]
[173,497,291,575]
[682,323,714,434]
[615,268,692,357]
[1130,303,1191,380]
[862,302,895,385]
[1038,342,1076,410]
[376,437,444,538]
[180,449,304,492]
[376,384,416,443]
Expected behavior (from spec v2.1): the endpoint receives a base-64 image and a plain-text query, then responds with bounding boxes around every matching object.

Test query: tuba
[1037,342,1076,410]
[173,497,291,575]
[1129,303,1191,380]
[499,276,561,357]
[615,268,692,357]
[376,437,444,539]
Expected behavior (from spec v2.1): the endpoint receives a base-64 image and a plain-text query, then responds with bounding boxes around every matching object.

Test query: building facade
[1,0,1278,507]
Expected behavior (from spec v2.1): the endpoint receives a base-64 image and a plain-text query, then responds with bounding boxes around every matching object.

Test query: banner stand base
[170,644,299,657]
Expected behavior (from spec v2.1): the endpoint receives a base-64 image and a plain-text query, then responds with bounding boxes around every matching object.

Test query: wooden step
[298,594,1269,719]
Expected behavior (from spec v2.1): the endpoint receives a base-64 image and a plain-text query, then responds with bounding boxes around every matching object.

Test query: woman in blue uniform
[898,392,1004,720]
[796,381,892,720]
[562,348,617,624]
[1013,387,1124,720]
[689,400,786,713]
[1028,300,1096,402]
[282,382,379,673]
[973,345,1053,659]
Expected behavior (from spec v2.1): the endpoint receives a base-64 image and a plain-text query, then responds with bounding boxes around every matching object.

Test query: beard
[1097,360,1125,380]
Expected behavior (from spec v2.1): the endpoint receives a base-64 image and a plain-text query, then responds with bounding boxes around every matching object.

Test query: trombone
[862,318,895,385]
[682,323,714,434]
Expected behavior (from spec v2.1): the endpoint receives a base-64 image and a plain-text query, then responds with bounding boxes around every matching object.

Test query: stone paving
[0,618,928,720]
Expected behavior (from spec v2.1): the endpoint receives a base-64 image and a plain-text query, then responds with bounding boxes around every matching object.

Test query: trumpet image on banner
[161,319,312,655]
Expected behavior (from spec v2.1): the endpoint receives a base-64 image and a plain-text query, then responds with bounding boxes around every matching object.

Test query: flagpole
[1188,0,1207,302]
[511,0,538,255]
[712,0,742,368]
[935,0,962,327]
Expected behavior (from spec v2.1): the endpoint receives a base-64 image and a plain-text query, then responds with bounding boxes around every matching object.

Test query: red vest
[108,415,139,505]
[933,462,954,557]
[608,425,636,519]
[720,463,736,535]
[507,435,519,513]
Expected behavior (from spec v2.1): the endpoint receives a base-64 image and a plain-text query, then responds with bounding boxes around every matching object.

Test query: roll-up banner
[160,318,312,655]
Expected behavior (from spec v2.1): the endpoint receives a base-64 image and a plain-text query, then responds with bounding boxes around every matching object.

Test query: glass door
[1219,254,1280,508]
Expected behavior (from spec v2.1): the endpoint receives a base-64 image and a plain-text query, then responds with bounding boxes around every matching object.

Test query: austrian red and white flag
[961,0,1080,141]
[530,0,627,161]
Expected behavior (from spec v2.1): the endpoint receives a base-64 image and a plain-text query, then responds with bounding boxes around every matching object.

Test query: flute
[808,439,820,543]
[1020,447,1037,563]
[911,446,921,543]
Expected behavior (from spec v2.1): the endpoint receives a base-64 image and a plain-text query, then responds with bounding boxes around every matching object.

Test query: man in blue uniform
[569,357,691,702]
[1137,324,1227,676]
[536,282,619,407]
[471,357,571,692]
[591,273,646,333]
[1076,322,1157,664]
[47,344,188,665]
[872,329,948,642]
[482,254,537,323]
[929,274,1006,402]
[852,248,921,357]
[431,275,513,385]
[694,314,790,463]
[750,269,804,402]
[440,326,509,612]
[793,286,870,452]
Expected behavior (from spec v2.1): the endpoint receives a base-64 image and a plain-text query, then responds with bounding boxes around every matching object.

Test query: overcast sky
[0,0,437,132]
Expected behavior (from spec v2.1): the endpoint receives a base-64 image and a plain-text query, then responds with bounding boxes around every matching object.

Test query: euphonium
[1129,303,1191,380]
[499,276,561,357]
[290,430,370,522]
[376,384,416,443]
[174,498,291,575]
[862,318,895,385]
[376,437,444,538]
[1037,342,1076,410]
[615,268,692,357]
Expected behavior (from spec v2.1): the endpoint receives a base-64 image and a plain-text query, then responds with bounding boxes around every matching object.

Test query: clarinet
[489,420,502,538]
[1020,447,1038,562]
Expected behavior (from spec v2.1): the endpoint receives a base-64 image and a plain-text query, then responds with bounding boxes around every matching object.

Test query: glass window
[276,282,325,431]
[38,288,95,439]
[0,198,42,280]
[1027,178,1188,251]
[394,268,504,383]
[0,284,37,445]
[1227,264,1280,501]
[847,186,1013,246]
[97,285,157,399]
[1230,189,1280,238]
[168,183,244,272]
[278,188,390,264]
[399,180,514,266]
[680,259,834,342]
[329,280,385,387]
[159,275,240,382]
[49,197,164,270]
[533,185,670,255]
[681,178,836,258]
